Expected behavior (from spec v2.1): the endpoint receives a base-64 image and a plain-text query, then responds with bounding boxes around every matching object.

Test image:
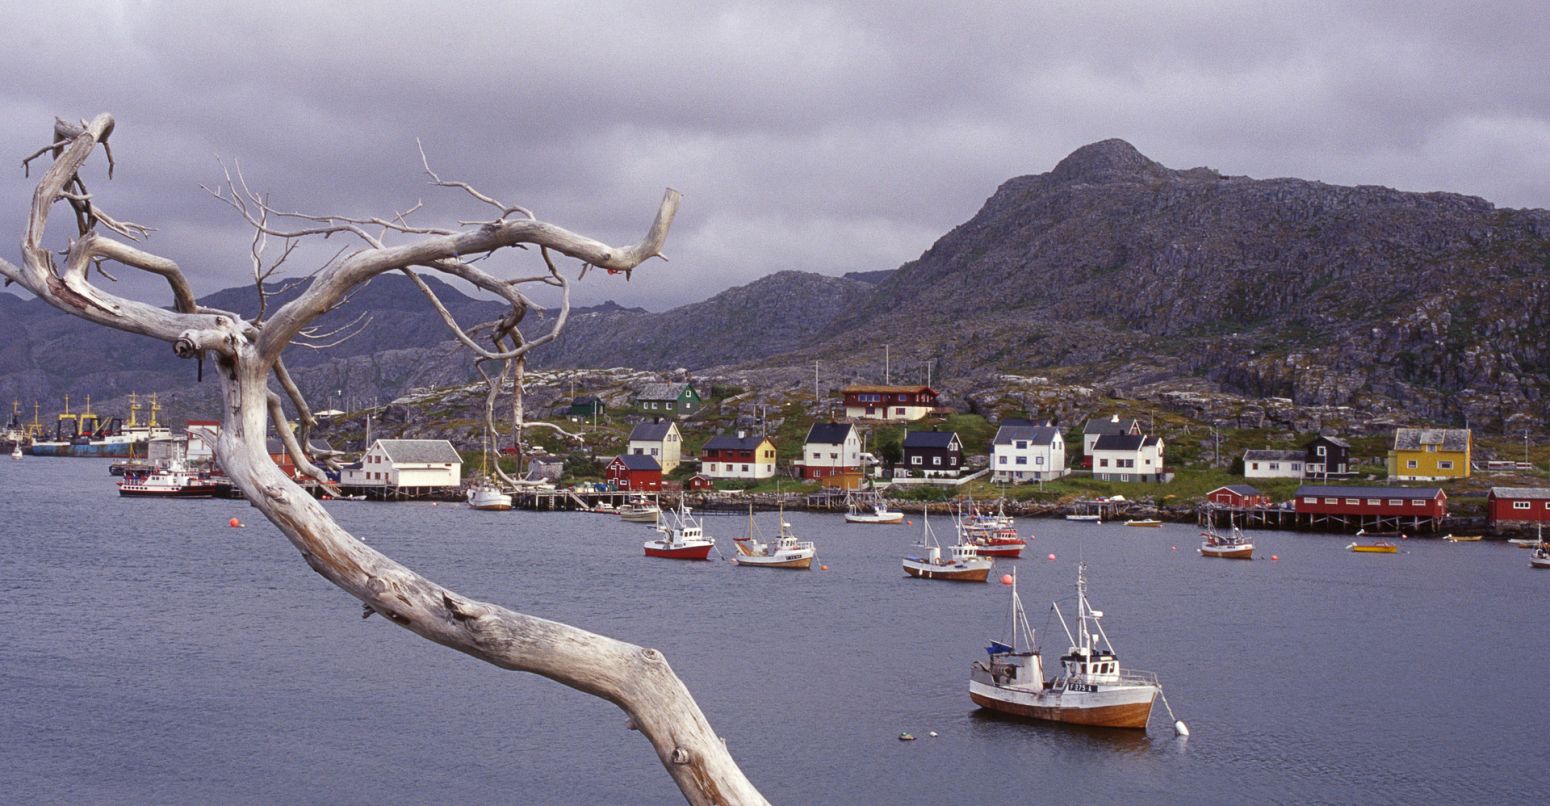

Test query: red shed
[687,473,715,491]
[605,454,662,491]
[1293,485,1447,519]
[1487,487,1550,527]
[1206,484,1272,508]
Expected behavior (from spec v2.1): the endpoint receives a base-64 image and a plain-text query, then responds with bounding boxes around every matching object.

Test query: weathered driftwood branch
[4,113,763,805]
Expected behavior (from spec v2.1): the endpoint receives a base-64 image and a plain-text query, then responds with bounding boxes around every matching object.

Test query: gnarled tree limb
[8,113,761,805]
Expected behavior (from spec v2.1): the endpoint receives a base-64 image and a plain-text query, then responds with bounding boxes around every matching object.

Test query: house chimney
[737,429,746,439]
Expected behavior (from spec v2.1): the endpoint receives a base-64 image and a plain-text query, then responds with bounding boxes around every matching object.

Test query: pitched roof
[804,422,854,446]
[903,430,959,449]
[841,384,937,395]
[628,421,676,442]
[1489,487,1550,500]
[1211,484,1263,497]
[993,425,1061,446]
[1308,434,1351,448]
[1084,415,1139,435]
[1092,433,1158,452]
[702,433,772,452]
[375,439,462,464]
[1294,485,1443,499]
[1392,428,1470,452]
[611,454,662,471]
[1243,449,1303,462]
[636,382,693,401]
[1000,417,1053,428]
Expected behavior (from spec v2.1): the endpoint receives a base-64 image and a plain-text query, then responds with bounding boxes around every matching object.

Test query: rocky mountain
[6,139,1550,432]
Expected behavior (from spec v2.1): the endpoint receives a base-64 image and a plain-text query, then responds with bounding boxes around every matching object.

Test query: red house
[1293,485,1447,519]
[605,454,662,491]
[841,385,940,421]
[687,473,715,491]
[1206,484,1272,508]
[1487,487,1550,527]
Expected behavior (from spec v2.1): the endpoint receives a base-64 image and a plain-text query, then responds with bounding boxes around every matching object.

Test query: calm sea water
[2,458,1547,804]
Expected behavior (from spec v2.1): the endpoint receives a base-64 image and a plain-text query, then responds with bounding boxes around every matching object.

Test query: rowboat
[1442,534,1482,543]
[1347,540,1398,554]
[1508,538,1540,548]
[1124,519,1162,528]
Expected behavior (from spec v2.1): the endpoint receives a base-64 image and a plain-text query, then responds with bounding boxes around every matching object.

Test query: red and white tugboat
[117,460,227,498]
[644,501,716,560]
[957,499,1027,558]
[903,508,992,582]
[970,564,1188,734]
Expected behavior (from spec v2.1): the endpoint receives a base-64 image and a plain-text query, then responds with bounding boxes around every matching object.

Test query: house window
[1252,462,1260,470]
[1267,463,1277,470]
[1035,456,1044,466]
[1015,441,1028,449]
[1324,498,1338,504]
[741,464,749,472]
[932,456,941,466]
[998,456,1007,465]
[1317,446,1326,456]
[1099,458,1109,468]
[1344,498,1359,505]
[665,402,675,410]
[1119,474,1129,482]
[1292,464,1302,471]
[911,456,922,465]
[895,407,906,415]
[1406,460,1418,469]
[1304,497,1317,504]
[1388,499,1403,506]
[1016,457,1027,465]
[1367,499,1380,505]
[1514,501,1531,510]
[1438,460,1453,470]
[651,448,659,456]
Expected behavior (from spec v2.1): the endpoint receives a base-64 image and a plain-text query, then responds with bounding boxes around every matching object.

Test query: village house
[1486,487,1550,528]
[1081,415,1142,467]
[1304,434,1354,479]
[898,429,965,479]
[1293,485,1447,521]
[1206,484,1272,508]
[700,431,777,479]
[1090,433,1167,483]
[605,453,662,491]
[840,385,939,421]
[1387,428,1472,481]
[991,424,1067,483]
[633,382,701,416]
[1242,449,1305,479]
[800,422,861,480]
[627,419,683,473]
[341,439,462,492]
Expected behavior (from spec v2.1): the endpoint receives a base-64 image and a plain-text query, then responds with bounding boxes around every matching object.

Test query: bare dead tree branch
[5,112,757,805]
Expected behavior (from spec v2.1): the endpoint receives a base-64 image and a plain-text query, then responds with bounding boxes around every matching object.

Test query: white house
[627,419,683,473]
[1091,433,1167,482]
[342,439,462,490]
[1242,449,1304,479]
[1082,414,1142,457]
[991,424,1067,482]
[800,422,861,480]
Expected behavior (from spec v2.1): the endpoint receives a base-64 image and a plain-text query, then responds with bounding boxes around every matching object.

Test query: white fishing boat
[970,564,1187,734]
[902,509,992,582]
[10,443,21,461]
[1065,513,1102,523]
[1508,537,1540,548]
[1199,521,1253,560]
[845,490,904,524]
[1531,542,1550,569]
[117,459,227,498]
[618,497,662,523]
[466,430,512,510]
[733,504,817,569]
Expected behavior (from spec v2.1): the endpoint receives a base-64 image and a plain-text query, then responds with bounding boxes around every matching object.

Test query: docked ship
[29,394,171,458]
[970,564,1185,733]
[117,459,229,498]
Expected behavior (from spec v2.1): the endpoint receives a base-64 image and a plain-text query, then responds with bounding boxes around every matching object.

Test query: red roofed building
[841,385,939,422]
[606,454,662,491]
[1206,484,1272,508]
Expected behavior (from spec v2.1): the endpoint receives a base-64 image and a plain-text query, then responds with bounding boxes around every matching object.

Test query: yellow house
[1387,428,1471,481]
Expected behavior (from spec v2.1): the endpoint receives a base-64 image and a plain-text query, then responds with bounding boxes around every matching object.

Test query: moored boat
[9,443,20,461]
[618,498,662,523]
[733,504,816,569]
[466,481,513,511]
[644,501,716,560]
[1347,540,1399,554]
[117,460,227,498]
[1443,534,1482,543]
[957,499,1026,558]
[1199,522,1254,559]
[1508,537,1540,548]
[903,509,992,582]
[1124,519,1163,528]
[1065,514,1102,523]
[1531,543,1550,569]
[846,491,904,524]
[969,564,1185,733]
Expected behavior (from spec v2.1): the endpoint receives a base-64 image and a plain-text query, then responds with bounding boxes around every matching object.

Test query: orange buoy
[819,565,829,571]
[1271,554,1279,561]
[906,520,914,526]
[228,517,241,528]
[1170,545,1177,551]
[1046,553,1056,561]
[1000,574,1014,586]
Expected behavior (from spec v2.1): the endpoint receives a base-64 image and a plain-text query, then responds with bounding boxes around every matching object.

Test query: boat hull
[1124,520,1162,528]
[1531,553,1550,569]
[972,544,1024,558]
[733,554,813,569]
[969,683,1155,729]
[846,513,903,524]
[644,543,714,560]
[619,509,660,523]
[1348,544,1398,553]
[1200,544,1253,559]
[118,483,225,498]
[902,558,991,582]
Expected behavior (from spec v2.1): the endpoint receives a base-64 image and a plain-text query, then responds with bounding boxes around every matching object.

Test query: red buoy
[228,517,241,528]
[1000,574,1014,586]
[1046,553,1056,561]
[1271,554,1279,561]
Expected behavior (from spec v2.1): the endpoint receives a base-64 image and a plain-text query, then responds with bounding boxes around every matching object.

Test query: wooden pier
[1198,504,1444,535]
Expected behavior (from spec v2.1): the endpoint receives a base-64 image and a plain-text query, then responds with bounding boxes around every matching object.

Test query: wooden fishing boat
[1124,519,1162,528]
[970,564,1186,734]
[903,509,991,582]
[643,501,715,560]
[1442,534,1482,543]
[1347,540,1398,554]
[733,504,816,569]
[617,498,661,523]
[466,430,513,510]
[845,490,904,524]
[1199,522,1253,559]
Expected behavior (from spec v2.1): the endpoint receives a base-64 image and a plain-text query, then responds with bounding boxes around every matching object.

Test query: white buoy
[928,731,938,738]
[1173,720,1190,737]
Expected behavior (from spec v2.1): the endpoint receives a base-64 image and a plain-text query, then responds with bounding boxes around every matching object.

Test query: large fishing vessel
[29,394,171,458]
[969,564,1186,733]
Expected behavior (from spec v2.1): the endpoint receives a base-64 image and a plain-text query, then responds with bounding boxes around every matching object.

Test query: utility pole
[884,345,890,385]
[814,361,820,404]
[926,358,933,388]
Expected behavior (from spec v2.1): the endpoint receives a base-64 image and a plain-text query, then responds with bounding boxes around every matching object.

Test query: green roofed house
[633,382,701,416]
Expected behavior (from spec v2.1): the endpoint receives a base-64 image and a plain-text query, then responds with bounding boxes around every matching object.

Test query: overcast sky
[3,1,1548,312]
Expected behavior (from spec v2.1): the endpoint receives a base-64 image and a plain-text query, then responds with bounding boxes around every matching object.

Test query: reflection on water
[968,707,1154,756]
